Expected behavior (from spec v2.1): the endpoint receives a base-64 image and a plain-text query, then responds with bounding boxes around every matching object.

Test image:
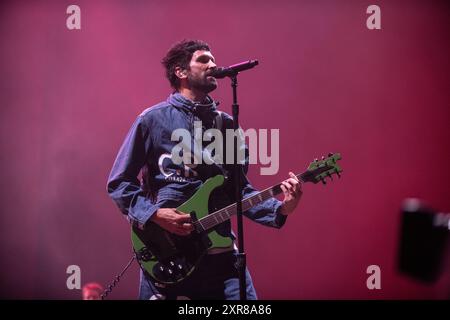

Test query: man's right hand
[150,208,194,236]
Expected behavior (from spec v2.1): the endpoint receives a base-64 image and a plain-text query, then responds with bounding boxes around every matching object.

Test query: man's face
[185,50,218,94]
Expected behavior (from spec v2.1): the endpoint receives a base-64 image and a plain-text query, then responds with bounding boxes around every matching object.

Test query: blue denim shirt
[107,92,286,235]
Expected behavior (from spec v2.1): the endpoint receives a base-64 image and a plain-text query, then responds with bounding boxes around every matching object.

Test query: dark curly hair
[161,39,211,89]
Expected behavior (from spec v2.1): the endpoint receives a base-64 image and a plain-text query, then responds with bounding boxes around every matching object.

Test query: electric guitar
[131,153,342,285]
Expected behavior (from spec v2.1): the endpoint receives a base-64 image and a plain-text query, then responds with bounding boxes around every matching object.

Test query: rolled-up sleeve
[235,126,287,229]
[107,115,159,228]
[240,169,287,229]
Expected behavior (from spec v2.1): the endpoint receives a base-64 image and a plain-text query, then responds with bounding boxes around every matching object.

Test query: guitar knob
[137,247,152,261]
[177,264,186,276]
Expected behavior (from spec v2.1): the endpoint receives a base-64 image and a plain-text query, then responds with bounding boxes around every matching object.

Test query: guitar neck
[193,172,307,233]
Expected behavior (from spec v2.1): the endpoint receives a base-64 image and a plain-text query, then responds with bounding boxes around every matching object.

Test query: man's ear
[175,67,188,79]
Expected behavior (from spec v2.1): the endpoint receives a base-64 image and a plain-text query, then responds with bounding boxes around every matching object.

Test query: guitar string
[198,185,286,230]
[197,191,269,230]
[193,188,277,231]
[193,174,306,232]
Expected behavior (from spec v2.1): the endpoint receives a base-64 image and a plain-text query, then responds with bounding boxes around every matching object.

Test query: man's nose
[208,60,217,69]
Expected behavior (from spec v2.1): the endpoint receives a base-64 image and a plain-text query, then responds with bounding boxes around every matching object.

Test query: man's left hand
[279,172,303,215]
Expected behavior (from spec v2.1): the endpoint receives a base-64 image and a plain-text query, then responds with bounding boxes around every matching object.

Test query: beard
[187,72,218,94]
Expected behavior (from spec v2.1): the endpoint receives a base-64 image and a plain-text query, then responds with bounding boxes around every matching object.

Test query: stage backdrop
[1,0,449,299]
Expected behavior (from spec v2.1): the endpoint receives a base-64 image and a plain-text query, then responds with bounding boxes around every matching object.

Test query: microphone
[209,60,259,79]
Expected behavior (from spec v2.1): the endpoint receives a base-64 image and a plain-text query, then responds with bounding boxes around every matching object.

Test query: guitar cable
[100,254,137,300]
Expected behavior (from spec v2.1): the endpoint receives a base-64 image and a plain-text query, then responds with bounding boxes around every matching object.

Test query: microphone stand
[230,73,247,300]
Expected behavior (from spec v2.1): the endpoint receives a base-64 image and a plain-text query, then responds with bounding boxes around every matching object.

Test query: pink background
[0,0,449,299]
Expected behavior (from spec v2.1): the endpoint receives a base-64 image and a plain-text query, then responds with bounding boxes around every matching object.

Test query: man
[81,282,104,300]
[107,39,302,300]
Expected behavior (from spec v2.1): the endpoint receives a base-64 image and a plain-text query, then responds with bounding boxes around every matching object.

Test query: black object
[101,254,137,300]
[231,74,247,300]
[398,198,449,283]
[214,59,259,299]
[209,60,259,79]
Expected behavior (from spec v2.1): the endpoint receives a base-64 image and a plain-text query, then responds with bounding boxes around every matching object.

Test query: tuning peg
[335,169,341,178]
[322,156,325,160]
[328,152,334,157]
[321,178,326,185]
[314,158,318,162]
[327,172,333,180]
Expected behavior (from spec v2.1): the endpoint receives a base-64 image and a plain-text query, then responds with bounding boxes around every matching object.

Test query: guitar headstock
[302,152,343,184]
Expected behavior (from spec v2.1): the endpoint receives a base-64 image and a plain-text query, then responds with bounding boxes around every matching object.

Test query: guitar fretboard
[193,172,307,232]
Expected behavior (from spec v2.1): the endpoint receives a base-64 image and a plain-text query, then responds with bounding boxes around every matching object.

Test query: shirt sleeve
[240,166,287,229]
[233,123,287,229]
[106,115,159,229]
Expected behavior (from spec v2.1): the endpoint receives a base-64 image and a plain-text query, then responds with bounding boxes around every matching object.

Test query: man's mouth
[206,69,217,78]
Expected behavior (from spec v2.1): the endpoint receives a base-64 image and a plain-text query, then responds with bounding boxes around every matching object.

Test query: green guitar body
[131,175,233,285]
[130,152,343,285]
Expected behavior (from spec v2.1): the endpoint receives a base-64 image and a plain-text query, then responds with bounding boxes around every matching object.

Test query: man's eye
[198,57,213,63]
